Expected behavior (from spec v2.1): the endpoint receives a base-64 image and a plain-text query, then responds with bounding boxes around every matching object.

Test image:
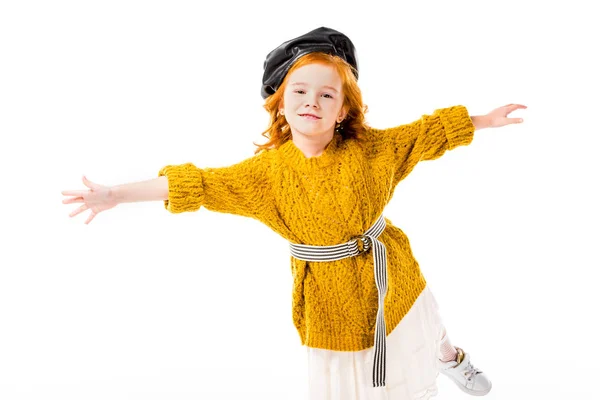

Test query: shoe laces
[463,360,482,381]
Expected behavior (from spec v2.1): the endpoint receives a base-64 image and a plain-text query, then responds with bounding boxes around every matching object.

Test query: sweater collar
[278,131,343,168]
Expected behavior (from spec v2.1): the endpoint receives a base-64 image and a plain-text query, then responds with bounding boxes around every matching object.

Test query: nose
[304,92,319,108]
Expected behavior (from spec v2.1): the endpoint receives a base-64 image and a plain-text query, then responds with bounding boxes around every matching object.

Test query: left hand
[484,104,527,128]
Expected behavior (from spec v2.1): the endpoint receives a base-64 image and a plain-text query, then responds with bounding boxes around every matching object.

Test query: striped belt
[289,215,388,388]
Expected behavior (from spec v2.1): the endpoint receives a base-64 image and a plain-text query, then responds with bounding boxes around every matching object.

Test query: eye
[294,90,305,94]
[322,93,333,99]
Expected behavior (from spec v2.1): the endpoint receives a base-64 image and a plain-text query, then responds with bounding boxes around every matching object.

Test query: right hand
[62,175,118,224]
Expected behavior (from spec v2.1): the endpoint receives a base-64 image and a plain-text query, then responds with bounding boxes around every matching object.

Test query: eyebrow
[290,82,339,93]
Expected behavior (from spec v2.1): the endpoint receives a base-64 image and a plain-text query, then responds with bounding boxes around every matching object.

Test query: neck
[291,130,335,158]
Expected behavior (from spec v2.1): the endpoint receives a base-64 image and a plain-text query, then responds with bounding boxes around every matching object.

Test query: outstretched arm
[368,103,526,185]
[62,151,274,225]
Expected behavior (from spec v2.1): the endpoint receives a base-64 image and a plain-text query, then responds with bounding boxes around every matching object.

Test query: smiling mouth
[299,114,321,120]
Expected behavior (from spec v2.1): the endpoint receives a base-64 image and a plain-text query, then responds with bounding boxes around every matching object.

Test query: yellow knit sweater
[158,105,475,351]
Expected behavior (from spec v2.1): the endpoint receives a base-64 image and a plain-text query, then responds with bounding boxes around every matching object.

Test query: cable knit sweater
[158,105,475,351]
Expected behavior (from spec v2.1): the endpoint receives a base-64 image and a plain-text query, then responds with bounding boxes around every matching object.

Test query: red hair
[253,52,369,155]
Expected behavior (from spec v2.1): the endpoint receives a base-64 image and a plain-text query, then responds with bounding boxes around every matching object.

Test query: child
[62,27,526,400]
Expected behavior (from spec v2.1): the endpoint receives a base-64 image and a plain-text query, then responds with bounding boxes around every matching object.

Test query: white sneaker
[438,347,492,396]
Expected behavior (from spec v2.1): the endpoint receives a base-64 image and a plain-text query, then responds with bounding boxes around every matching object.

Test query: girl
[62,27,526,400]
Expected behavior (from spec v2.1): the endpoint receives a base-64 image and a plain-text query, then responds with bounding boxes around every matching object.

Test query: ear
[338,107,348,122]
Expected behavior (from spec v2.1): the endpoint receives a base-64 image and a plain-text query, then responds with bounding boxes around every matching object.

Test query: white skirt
[306,285,445,400]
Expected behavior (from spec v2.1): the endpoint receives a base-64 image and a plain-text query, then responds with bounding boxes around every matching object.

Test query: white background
[1,1,599,399]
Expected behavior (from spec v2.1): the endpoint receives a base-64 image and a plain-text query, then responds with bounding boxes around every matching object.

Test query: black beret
[261,26,359,99]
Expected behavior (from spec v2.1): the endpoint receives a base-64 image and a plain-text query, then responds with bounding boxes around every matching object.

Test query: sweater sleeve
[157,151,273,219]
[369,105,475,185]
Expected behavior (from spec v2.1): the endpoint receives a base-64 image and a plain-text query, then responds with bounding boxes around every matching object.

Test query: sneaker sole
[450,379,492,396]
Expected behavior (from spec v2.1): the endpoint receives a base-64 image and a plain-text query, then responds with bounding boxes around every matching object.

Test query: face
[280,63,346,138]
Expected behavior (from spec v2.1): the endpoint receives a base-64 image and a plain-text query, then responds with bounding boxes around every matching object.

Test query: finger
[62,197,83,204]
[82,175,101,190]
[62,190,88,196]
[507,104,527,112]
[69,204,88,218]
[507,117,524,124]
[84,211,95,225]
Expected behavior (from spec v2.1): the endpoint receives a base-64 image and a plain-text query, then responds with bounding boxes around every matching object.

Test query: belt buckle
[353,235,371,253]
